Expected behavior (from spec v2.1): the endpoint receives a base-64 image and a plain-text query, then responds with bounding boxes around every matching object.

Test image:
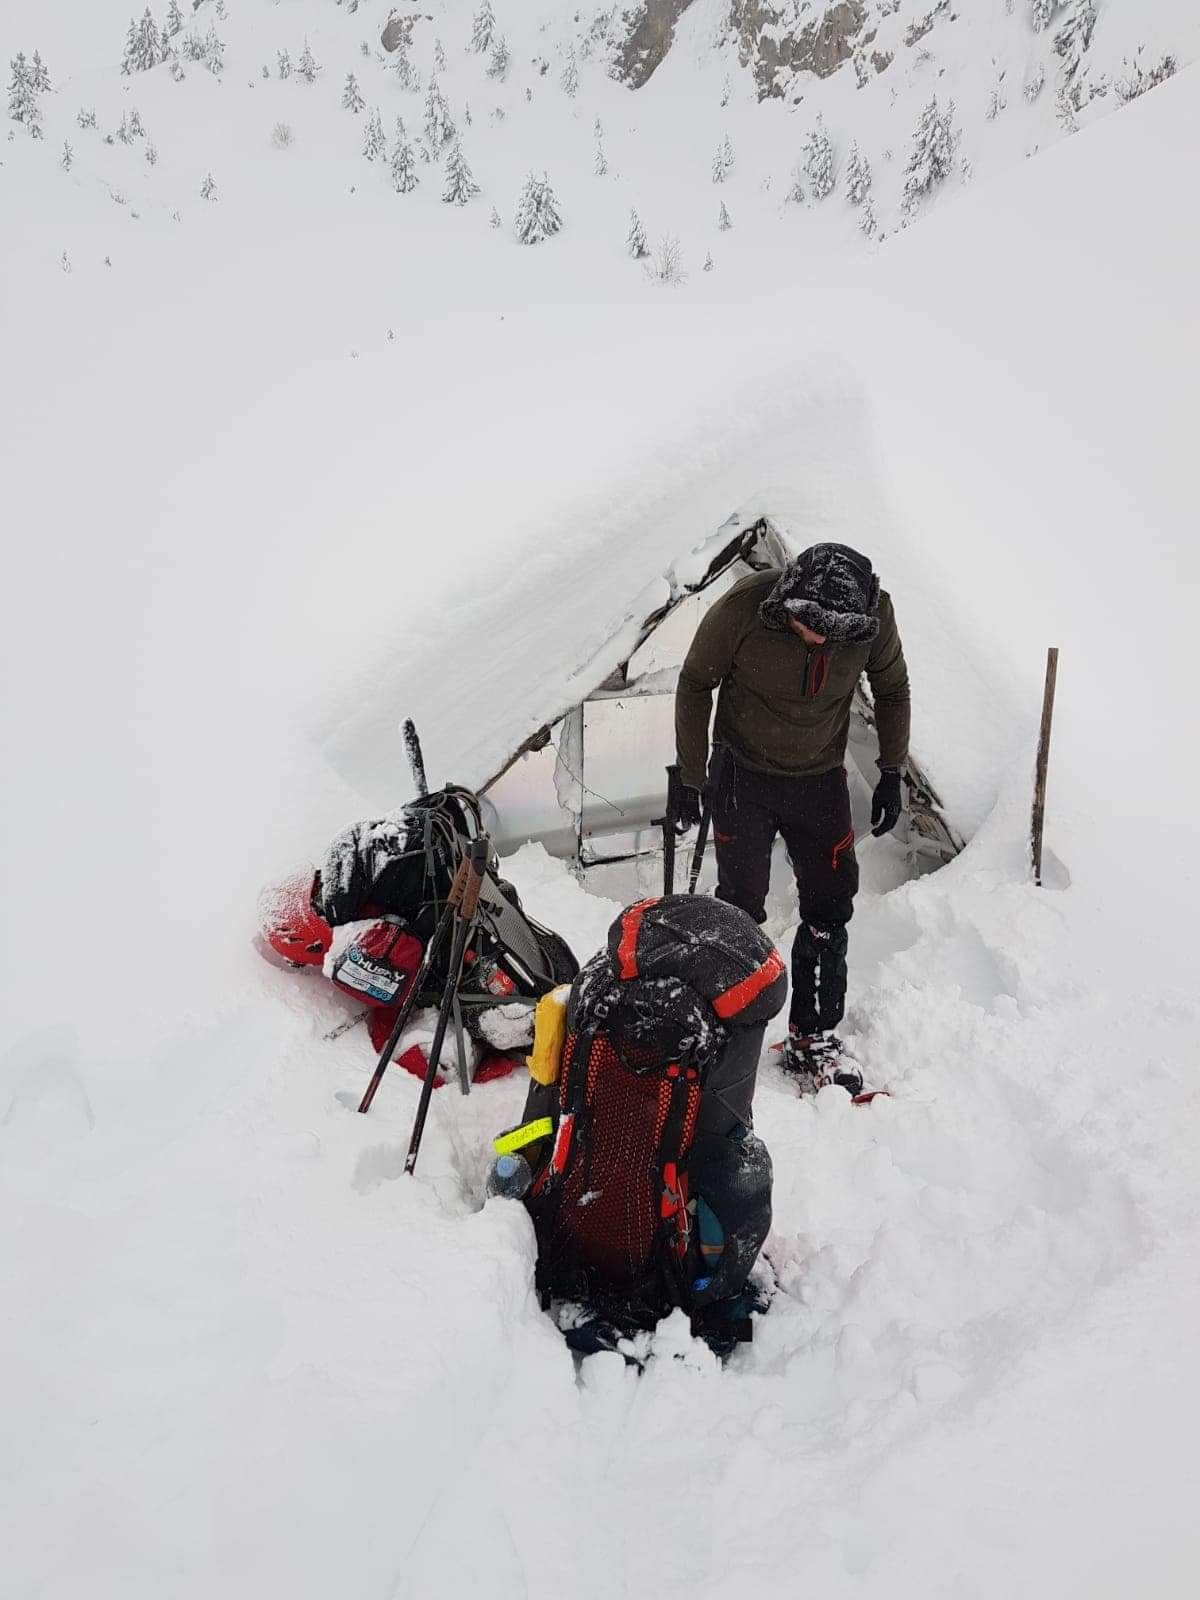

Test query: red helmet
[257,869,332,967]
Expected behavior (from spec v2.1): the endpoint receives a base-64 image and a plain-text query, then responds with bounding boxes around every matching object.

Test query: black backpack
[525,895,786,1330]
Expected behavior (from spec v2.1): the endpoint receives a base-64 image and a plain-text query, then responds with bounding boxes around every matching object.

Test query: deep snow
[3,4,1200,1597]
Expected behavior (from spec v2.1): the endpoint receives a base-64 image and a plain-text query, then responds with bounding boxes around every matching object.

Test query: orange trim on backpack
[616,897,658,980]
[832,829,855,871]
[712,948,785,1019]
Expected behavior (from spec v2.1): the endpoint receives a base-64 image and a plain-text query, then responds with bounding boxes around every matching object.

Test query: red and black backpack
[525,895,786,1323]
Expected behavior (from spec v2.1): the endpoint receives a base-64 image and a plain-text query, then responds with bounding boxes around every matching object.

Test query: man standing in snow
[674,543,909,1093]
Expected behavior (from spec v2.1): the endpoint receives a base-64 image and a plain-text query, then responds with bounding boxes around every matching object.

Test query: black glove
[314,817,407,926]
[674,785,704,835]
[870,770,903,838]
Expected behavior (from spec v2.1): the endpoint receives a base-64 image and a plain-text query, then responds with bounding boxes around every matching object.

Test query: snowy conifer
[203,25,224,74]
[390,121,417,191]
[61,251,72,273]
[986,71,1008,121]
[60,140,73,171]
[712,134,734,183]
[489,205,502,228]
[122,10,162,74]
[8,55,41,136]
[200,171,217,200]
[627,208,648,258]
[362,107,386,161]
[786,168,805,204]
[718,200,731,230]
[720,73,731,107]
[277,49,292,80]
[844,141,871,205]
[703,251,713,272]
[130,107,145,138]
[391,46,419,92]
[1024,62,1046,101]
[471,1,497,55]
[804,118,835,199]
[116,113,133,145]
[31,51,50,92]
[514,172,562,244]
[860,196,878,238]
[146,140,158,165]
[648,234,685,286]
[442,139,479,204]
[561,47,579,98]
[423,77,454,150]
[343,73,365,112]
[1055,0,1098,91]
[464,102,472,126]
[902,97,958,213]
[165,0,184,38]
[487,35,509,81]
[77,107,97,129]
[435,37,447,73]
[1029,0,1064,32]
[297,41,320,84]
[594,139,608,177]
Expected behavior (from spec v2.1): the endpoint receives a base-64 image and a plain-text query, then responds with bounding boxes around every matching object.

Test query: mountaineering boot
[779,1031,864,1098]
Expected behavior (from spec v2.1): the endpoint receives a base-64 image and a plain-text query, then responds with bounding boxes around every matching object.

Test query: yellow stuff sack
[526,985,570,1086]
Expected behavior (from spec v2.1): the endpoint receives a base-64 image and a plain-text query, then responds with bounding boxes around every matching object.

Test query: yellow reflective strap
[492,1117,554,1156]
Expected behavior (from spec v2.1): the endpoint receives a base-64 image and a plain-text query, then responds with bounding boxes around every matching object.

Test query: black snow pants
[709,753,858,1037]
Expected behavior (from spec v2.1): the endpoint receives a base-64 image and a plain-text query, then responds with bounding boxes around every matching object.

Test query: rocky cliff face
[615,0,701,89]
[730,0,869,99]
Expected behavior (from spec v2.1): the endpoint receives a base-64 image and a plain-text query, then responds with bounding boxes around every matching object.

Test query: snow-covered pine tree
[718,200,731,230]
[720,73,731,107]
[130,107,145,137]
[362,108,386,161]
[561,47,579,98]
[77,107,97,128]
[488,35,510,80]
[514,172,562,244]
[297,41,320,84]
[804,118,835,199]
[1024,62,1046,101]
[390,120,418,191]
[489,205,502,227]
[116,113,133,145]
[423,77,454,150]
[343,73,365,112]
[860,196,878,237]
[31,51,50,92]
[392,46,419,92]
[165,0,184,38]
[844,141,871,204]
[464,102,472,125]
[277,49,291,80]
[61,251,71,273]
[627,207,649,258]
[1030,0,1064,32]
[123,10,162,74]
[442,139,479,204]
[203,25,224,74]
[200,171,217,199]
[471,0,497,54]
[146,140,158,165]
[786,168,805,203]
[594,139,608,176]
[703,252,713,271]
[60,140,73,170]
[902,96,958,213]
[8,55,42,136]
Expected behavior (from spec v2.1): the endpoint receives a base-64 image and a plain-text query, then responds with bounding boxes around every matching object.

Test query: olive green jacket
[675,570,910,791]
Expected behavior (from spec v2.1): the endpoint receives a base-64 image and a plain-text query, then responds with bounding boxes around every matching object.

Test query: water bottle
[486,1152,532,1200]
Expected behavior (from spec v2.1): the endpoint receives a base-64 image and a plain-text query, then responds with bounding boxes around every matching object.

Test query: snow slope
[3,6,1200,1597]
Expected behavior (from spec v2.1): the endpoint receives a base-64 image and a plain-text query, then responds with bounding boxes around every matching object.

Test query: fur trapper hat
[758,542,881,643]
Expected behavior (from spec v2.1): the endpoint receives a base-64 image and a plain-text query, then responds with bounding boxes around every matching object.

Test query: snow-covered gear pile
[758,542,882,643]
[508,895,785,1346]
[258,786,578,1082]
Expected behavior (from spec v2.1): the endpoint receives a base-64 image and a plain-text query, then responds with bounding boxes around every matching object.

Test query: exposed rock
[731,0,867,101]
[380,10,433,54]
[616,0,699,89]
[904,1,952,49]
[872,48,894,74]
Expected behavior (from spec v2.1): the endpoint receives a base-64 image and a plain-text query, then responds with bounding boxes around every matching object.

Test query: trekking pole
[402,718,429,799]
[1031,647,1059,887]
[356,854,470,1114]
[687,795,712,894]
[404,836,490,1176]
[659,764,681,895]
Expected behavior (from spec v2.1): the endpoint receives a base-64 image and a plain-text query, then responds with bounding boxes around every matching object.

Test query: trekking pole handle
[446,852,471,907]
[460,837,489,920]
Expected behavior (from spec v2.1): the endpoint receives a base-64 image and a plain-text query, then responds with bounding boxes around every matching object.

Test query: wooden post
[1031,648,1059,887]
